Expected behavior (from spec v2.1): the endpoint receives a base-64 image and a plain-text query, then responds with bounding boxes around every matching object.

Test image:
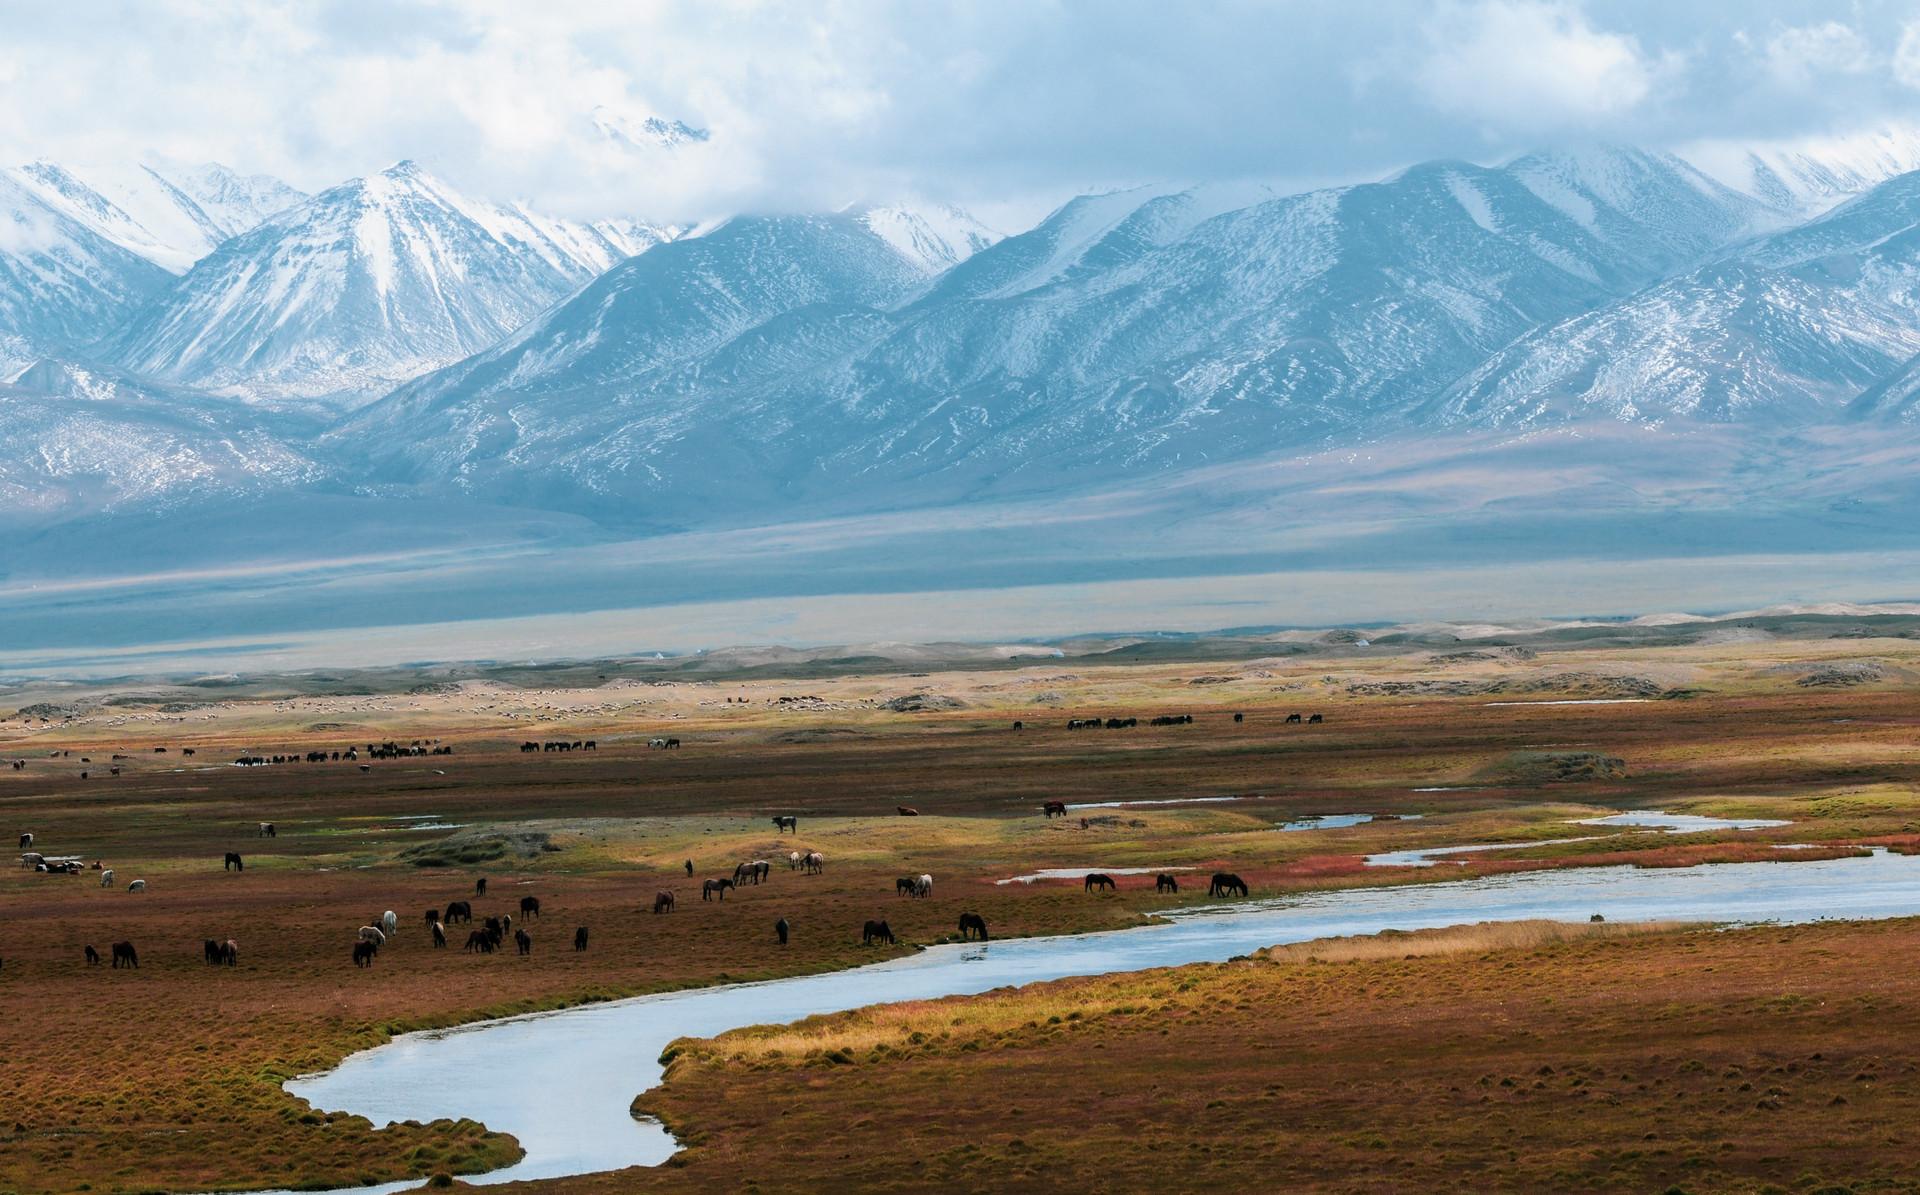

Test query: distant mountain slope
[1434,169,1920,428]
[100,161,677,403]
[9,159,305,273]
[331,147,1769,522]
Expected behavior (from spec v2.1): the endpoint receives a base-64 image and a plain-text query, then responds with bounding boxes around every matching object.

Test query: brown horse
[515,929,532,955]
[958,912,988,941]
[520,895,541,918]
[653,890,676,914]
[702,878,733,901]
[84,944,100,966]
[863,919,895,946]
[1042,801,1067,818]
[1155,873,1180,893]
[111,941,137,968]
[1085,873,1116,892]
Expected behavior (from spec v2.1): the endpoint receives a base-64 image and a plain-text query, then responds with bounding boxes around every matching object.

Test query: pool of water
[1059,796,1247,811]
[1368,809,1790,867]
[995,865,1194,885]
[264,847,1920,1195]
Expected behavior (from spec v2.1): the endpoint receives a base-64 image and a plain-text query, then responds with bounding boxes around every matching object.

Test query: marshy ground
[5,631,1920,1191]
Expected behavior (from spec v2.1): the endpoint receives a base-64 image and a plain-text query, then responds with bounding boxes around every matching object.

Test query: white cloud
[1414,1,1669,130]
[1895,20,1920,89]
[1761,21,1873,88]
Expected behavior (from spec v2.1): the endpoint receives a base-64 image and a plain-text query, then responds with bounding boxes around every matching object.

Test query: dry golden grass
[1255,916,1694,964]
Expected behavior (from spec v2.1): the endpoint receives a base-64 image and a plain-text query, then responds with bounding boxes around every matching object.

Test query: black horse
[1043,801,1067,818]
[1209,872,1249,898]
[464,930,493,953]
[520,895,541,918]
[684,859,694,877]
[515,929,532,955]
[573,926,589,951]
[353,940,377,967]
[223,851,243,872]
[444,900,472,924]
[775,917,790,945]
[84,944,100,966]
[475,877,487,897]
[1155,873,1180,893]
[863,919,895,946]
[111,941,138,969]
[895,876,917,896]
[958,912,988,941]
[772,815,798,834]
[424,907,441,927]
[1085,873,1116,892]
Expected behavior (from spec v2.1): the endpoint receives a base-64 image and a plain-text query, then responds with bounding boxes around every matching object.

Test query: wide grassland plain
[5,632,1920,1192]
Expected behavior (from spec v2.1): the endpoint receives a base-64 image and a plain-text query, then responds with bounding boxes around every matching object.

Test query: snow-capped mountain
[1434,169,1920,429]
[590,106,712,151]
[1678,125,1920,221]
[332,146,1770,521]
[9,158,306,273]
[0,172,173,372]
[100,160,678,403]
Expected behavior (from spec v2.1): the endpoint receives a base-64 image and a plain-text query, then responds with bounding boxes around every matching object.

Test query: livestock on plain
[520,895,541,918]
[358,925,387,946]
[913,874,933,897]
[431,921,447,948]
[224,851,243,872]
[573,926,588,951]
[99,868,114,887]
[1155,873,1180,893]
[1209,872,1250,898]
[775,917,789,945]
[653,890,676,914]
[772,815,798,834]
[515,929,532,955]
[353,940,377,967]
[862,919,894,946]
[258,822,276,837]
[1085,873,1116,892]
[127,879,146,892]
[702,878,734,901]
[111,941,138,968]
[84,944,100,965]
[443,900,472,924]
[958,912,988,941]
[381,910,398,936]
[803,851,824,875]
[1043,800,1067,818]
[896,805,919,817]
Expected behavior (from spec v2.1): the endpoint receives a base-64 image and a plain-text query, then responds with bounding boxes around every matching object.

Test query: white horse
[358,925,386,946]
[127,878,147,892]
[788,851,802,870]
[914,873,933,897]
[804,851,824,875]
[100,868,114,887]
[381,910,398,936]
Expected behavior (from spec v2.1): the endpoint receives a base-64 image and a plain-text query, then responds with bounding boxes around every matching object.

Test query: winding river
[264,845,1920,1195]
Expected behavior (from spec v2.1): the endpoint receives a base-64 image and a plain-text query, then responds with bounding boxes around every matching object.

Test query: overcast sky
[6,0,1920,228]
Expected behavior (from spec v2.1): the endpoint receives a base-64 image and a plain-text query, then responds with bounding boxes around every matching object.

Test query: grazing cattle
[353,940,377,967]
[515,929,532,955]
[127,879,146,893]
[896,876,917,896]
[958,912,988,941]
[803,851,824,875]
[475,877,487,897]
[1043,801,1067,818]
[111,941,138,969]
[1285,713,1302,724]
[224,852,243,872]
[19,832,31,850]
[772,815,798,834]
[100,868,114,887]
[896,805,919,817]
[1308,714,1324,724]
[775,917,789,945]
[431,922,447,948]
[1085,873,1116,892]
[520,896,541,918]
[381,910,398,937]
[84,944,100,966]
[653,890,676,914]
[1208,872,1249,898]
[1155,873,1180,893]
[573,926,589,951]
[444,900,472,924]
[702,878,733,901]
[862,919,895,946]
[358,925,387,946]
[1233,712,1244,723]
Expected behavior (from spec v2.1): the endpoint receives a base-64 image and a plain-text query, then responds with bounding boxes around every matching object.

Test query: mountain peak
[590,106,711,151]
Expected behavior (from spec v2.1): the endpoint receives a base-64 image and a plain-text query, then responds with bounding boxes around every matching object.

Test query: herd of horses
[1058,711,1320,732]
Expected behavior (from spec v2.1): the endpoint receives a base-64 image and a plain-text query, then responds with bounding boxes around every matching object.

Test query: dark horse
[353,940,377,967]
[223,851,243,872]
[520,895,541,918]
[863,919,895,946]
[1155,873,1180,893]
[573,926,589,951]
[475,877,488,897]
[443,900,472,924]
[895,876,918,896]
[653,890,676,914]
[958,912,988,941]
[111,941,138,969]
[702,878,734,901]
[1084,873,1116,892]
[896,805,919,817]
[1209,872,1249,898]
[1042,800,1067,818]
[775,917,790,945]
[515,929,532,955]
[84,944,101,966]
[772,815,798,834]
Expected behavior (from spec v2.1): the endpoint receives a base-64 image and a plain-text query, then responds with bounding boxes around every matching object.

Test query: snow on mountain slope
[9,159,304,272]
[1435,169,1920,428]
[100,161,676,403]
[0,172,173,373]
[1679,126,1920,219]
[856,203,1001,272]
[326,147,1770,523]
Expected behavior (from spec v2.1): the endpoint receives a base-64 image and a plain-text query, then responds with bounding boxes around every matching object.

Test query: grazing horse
[475,877,488,897]
[896,876,917,896]
[653,890,676,914]
[914,874,934,898]
[788,851,802,870]
[1285,713,1302,724]
[431,922,447,948]
[1233,712,1244,723]
[734,860,770,885]
[18,832,31,850]
[958,912,988,941]
[219,939,238,967]
[1208,872,1249,898]
[204,938,224,965]
[1308,714,1323,724]
[702,878,734,902]
[684,859,694,877]
[862,919,895,946]
[100,868,114,888]
[224,852,244,871]
[84,944,100,965]
[463,930,493,953]
[520,896,541,918]
[803,851,824,875]
[1085,873,1116,892]
[381,910,398,937]
[358,925,387,947]
[111,941,138,969]
[896,805,919,816]
[573,926,588,951]
[424,907,441,927]
[354,940,377,967]
[127,879,146,892]
[1012,720,1024,730]
[1043,800,1067,818]
[258,822,275,838]
[775,917,789,945]
[443,900,472,924]
[515,929,532,955]
[772,815,798,834]
[1155,873,1180,894]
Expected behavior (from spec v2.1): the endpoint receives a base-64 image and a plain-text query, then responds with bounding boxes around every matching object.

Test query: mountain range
[8,130,1920,666]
